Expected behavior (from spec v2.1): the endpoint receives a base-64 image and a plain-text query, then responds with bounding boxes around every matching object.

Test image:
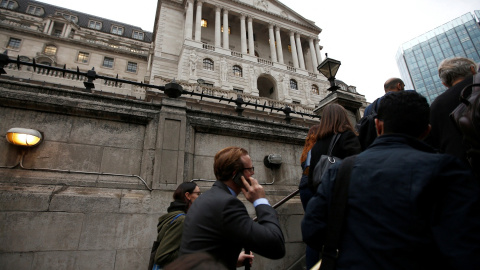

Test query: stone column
[47,20,55,35]
[315,39,323,64]
[240,14,247,54]
[296,33,305,69]
[275,26,284,64]
[247,17,255,56]
[184,0,194,39]
[289,31,299,68]
[309,37,318,72]
[222,9,229,49]
[194,1,203,42]
[268,24,277,62]
[215,7,221,47]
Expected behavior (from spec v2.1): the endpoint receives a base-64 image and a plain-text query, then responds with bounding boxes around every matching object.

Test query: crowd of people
[150,57,480,270]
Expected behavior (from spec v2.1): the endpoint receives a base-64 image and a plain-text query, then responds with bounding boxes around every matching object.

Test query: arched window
[290,79,298,90]
[312,84,319,95]
[233,65,242,77]
[203,58,214,70]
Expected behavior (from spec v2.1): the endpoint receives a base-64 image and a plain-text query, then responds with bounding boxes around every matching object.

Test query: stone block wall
[0,79,314,269]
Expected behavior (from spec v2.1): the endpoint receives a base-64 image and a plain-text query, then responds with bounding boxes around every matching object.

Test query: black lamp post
[317,54,341,91]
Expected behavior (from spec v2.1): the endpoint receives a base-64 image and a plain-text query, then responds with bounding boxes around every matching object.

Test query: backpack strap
[170,213,185,224]
[320,156,356,270]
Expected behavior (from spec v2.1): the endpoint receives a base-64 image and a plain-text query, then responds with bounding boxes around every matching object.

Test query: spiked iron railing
[0,53,321,123]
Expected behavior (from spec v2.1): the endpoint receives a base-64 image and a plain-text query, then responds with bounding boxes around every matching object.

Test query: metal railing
[0,53,321,123]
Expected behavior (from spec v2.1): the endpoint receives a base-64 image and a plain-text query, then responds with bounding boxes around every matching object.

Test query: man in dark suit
[179,147,285,269]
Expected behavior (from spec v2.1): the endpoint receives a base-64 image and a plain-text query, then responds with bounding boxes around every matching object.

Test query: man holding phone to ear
[179,147,285,269]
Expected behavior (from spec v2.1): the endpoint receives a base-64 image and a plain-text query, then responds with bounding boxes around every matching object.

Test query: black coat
[308,130,361,188]
[179,181,285,270]
[427,75,473,166]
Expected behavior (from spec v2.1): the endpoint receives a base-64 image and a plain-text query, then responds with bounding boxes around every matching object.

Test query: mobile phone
[233,171,244,187]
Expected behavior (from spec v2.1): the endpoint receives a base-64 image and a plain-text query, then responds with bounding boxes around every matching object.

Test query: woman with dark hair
[307,104,361,191]
[151,182,201,269]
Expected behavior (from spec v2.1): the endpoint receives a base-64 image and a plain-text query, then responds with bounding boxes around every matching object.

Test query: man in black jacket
[427,57,478,167]
[179,147,285,269]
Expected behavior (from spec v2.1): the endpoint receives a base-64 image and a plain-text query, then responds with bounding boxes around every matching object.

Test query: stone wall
[0,78,315,269]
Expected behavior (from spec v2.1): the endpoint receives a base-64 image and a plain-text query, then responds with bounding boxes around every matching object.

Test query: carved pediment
[235,0,320,30]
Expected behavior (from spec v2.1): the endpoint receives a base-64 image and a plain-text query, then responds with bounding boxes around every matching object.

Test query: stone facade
[0,0,368,269]
[0,78,313,269]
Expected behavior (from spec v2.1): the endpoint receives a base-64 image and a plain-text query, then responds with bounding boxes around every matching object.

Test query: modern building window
[311,84,319,94]
[77,51,89,63]
[126,61,137,73]
[290,79,298,90]
[201,19,207,28]
[233,65,242,77]
[56,12,78,23]
[26,5,43,16]
[43,45,57,55]
[7,37,21,49]
[203,58,214,70]
[1,0,16,9]
[111,25,124,36]
[88,20,102,30]
[102,57,114,68]
[132,31,144,40]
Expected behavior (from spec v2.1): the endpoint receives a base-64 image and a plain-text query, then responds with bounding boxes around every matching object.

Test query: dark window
[111,25,124,35]
[88,20,102,30]
[102,57,114,68]
[1,0,16,9]
[26,5,43,16]
[312,84,319,94]
[127,61,137,73]
[7,37,21,49]
[290,79,298,90]
[132,31,144,40]
[233,65,242,77]
[203,58,214,70]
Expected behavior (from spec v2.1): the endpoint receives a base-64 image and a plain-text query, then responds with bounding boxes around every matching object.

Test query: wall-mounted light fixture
[6,128,43,147]
[264,154,282,169]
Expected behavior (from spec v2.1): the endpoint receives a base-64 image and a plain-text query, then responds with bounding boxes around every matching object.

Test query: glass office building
[396,12,480,103]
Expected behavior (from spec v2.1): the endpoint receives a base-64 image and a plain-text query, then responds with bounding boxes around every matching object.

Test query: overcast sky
[39,0,478,102]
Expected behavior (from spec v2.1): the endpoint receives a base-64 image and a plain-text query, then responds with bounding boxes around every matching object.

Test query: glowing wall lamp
[6,128,43,147]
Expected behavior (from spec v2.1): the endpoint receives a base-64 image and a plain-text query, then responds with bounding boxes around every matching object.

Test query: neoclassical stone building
[0,0,366,114]
[0,1,367,269]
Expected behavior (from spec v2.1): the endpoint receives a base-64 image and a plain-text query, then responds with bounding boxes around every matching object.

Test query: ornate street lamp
[317,54,341,91]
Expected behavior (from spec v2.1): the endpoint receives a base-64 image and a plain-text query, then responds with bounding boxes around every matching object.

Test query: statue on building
[189,50,198,77]
[249,66,258,93]
[255,0,268,10]
[220,57,228,82]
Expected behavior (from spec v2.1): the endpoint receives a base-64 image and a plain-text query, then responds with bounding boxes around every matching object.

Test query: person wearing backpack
[427,57,478,171]
[148,182,201,270]
[356,78,405,150]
